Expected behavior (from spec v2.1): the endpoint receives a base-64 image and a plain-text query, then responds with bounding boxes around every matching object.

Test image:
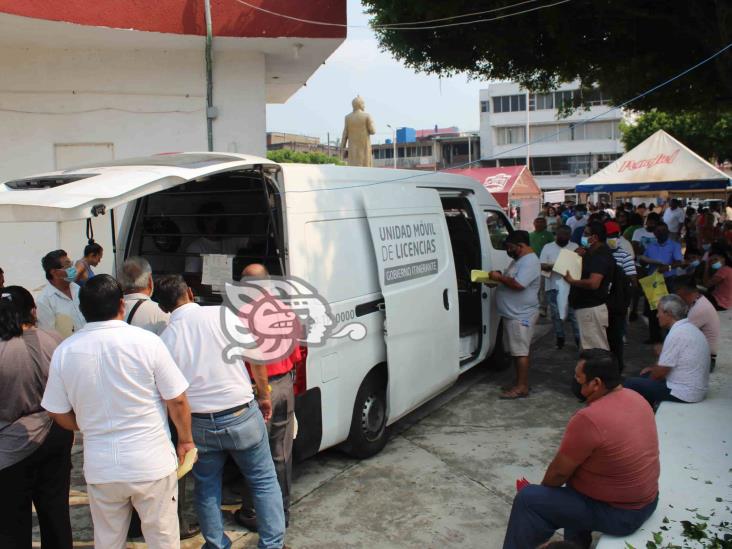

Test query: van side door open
[362,185,460,421]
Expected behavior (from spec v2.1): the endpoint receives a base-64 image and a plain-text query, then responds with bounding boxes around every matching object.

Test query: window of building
[597,153,621,170]
[495,126,526,145]
[480,100,488,113]
[554,90,576,110]
[582,88,611,106]
[398,146,405,158]
[530,124,561,142]
[492,94,527,113]
[534,93,554,110]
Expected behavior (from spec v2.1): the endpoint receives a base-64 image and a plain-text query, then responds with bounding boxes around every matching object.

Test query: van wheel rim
[361,394,385,442]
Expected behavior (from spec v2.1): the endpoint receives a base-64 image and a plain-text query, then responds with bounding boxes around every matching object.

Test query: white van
[0,152,515,459]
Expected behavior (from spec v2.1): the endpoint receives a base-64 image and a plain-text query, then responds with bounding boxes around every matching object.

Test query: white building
[0,1,345,290]
[479,81,625,190]
[0,2,346,182]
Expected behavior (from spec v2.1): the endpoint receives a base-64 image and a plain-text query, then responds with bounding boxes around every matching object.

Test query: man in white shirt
[662,199,685,241]
[119,256,170,335]
[41,275,193,548]
[539,225,580,349]
[676,280,720,371]
[156,275,286,549]
[566,205,588,233]
[37,250,86,338]
[624,294,709,406]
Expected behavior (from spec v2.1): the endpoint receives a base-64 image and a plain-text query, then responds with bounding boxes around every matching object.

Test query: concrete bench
[596,366,732,548]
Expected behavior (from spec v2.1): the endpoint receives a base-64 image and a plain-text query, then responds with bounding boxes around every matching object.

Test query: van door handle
[443,289,450,310]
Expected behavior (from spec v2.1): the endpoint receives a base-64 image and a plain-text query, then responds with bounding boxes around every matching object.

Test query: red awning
[445,166,541,208]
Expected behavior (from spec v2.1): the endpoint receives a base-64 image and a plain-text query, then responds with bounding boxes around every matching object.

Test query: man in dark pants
[235,264,300,530]
[639,222,684,343]
[503,350,659,549]
[605,221,637,372]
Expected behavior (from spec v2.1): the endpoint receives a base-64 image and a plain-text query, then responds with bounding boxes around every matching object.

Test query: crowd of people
[0,251,294,549]
[0,195,730,548]
[494,197,729,547]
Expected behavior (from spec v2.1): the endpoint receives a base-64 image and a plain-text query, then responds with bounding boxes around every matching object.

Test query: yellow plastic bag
[639,271,668,311]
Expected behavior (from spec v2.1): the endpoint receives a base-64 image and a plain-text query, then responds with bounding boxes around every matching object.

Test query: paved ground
[32,313,688,548]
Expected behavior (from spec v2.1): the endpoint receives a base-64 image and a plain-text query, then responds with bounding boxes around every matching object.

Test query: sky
[265,0,489,146]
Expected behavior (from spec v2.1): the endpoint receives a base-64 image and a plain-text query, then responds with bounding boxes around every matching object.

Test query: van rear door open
[362,185,460,421]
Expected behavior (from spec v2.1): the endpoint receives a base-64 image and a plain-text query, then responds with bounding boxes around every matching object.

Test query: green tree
[620,111,732,161]
[266,149,344,165]
[362,0,732,112]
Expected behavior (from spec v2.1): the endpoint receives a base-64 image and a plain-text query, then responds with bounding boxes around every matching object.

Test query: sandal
[499,388,529,399]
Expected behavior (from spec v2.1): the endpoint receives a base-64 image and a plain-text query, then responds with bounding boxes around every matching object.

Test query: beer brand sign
[617,149,679,173]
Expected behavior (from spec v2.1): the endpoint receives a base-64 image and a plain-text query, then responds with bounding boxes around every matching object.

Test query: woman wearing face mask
[703,252,732,310]
[0,286,73,549]
[35,250,86,338]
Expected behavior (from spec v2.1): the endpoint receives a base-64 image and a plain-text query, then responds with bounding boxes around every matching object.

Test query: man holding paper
[563,222,614,351]
[489,231,541,399]
[540,225,579,349]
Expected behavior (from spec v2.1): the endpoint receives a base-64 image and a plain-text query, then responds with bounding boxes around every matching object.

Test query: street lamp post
[386,124,397,169]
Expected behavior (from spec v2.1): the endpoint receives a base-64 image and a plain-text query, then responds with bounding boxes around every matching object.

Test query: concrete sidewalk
[32,312,727,548]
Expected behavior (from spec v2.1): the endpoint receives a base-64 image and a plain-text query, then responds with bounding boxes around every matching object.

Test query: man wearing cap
[489,231,541,399]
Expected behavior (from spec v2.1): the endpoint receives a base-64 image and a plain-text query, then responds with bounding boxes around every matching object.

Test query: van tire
[486,322,509,371]
[344,371,388,459]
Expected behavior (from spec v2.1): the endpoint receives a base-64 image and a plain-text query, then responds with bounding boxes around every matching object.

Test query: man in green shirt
[530,217,555,257]
[530,217,555,316]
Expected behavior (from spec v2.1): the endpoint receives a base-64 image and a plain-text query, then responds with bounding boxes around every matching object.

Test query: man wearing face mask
[639,222,685,343]
[489,231,541,399]
[502,349,659,549]
[36,250,86,338]
[703,251,732,310]
[564,222,614,351]
[567,205,588,242]
[540,226,579,349]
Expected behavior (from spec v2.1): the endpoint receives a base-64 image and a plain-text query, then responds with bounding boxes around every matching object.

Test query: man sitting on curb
[624,294,709,407]
[503,350,659,549]
[675,280,719,372]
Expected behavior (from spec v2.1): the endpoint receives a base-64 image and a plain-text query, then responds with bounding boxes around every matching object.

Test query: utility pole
[525,90,531,169]
[204,0,215,151]
[327,132,330,157]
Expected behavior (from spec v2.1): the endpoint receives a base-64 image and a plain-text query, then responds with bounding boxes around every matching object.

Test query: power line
[279,41,732,193]
[231,0,570,30]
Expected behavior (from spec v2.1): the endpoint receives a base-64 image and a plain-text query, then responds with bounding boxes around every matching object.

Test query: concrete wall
[0,46,266,182]
[0,45,266,290]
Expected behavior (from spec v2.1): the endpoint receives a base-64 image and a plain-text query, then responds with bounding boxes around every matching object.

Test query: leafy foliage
[362,0,732,112]
[266,149,344,165]
[620,111,732,161]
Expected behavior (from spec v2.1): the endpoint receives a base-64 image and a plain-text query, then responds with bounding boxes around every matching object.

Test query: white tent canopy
[576,130,730,193]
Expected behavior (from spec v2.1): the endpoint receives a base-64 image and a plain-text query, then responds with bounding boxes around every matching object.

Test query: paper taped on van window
[202,254,234,288]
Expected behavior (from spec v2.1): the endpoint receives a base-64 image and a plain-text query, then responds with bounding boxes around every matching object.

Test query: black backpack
[606,261,632,315]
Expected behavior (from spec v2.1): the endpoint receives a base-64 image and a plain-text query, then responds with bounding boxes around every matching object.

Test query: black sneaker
[234,508,258,532]
[556,337,565,350]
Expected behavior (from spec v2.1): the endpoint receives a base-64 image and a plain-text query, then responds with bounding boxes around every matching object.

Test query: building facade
[371,128,480,170]
[0,1,346,182]
[479,81,625,189]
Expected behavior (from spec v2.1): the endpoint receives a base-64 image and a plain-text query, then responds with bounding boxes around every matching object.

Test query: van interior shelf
[140,232,269,238]
[143,212,269,218]
[156,189,264,196]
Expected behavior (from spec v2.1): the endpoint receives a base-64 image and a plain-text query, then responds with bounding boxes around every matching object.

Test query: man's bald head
[242,263,269,279]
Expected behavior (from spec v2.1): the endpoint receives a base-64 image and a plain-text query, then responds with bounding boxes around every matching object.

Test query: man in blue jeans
[503,350,659,549]
[157,275,286,549]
